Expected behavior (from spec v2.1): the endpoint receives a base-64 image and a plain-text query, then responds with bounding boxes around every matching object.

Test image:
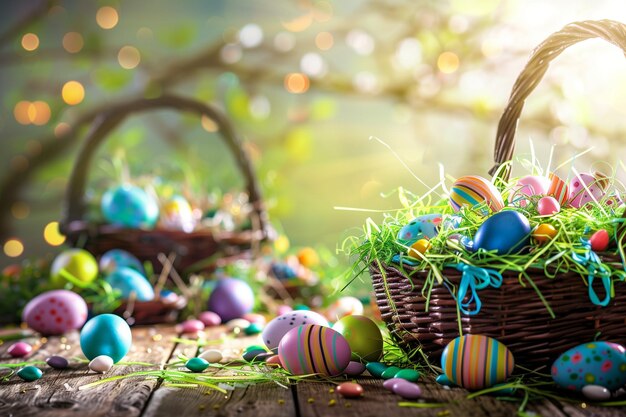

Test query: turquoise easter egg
[397,214,442,244]
[551,342,626,391]
[472,211,531,254]
[449,175,504,215]
[101,185,159,229]
[278,324,351,376]
[441,335,515,390]
[80,314,132,363]
[105,267,155,301]
[99,249,144,275]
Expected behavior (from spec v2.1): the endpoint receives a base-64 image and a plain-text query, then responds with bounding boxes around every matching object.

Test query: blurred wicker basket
[60,94,273,274]
[371,19,626,370]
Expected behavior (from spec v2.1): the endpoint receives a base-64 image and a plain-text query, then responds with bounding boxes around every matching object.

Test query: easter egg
[207,278,254,322]
[590,229,610,252]
[105,267,154,301]
[537,196,561,215]
[161,195,196,233]
[23,289,88,335]
[472,211,531,254]
[80,314,132,363]
[99,249,143,275]
[262,310,328,351]
[278,324,351,376]
[198,311,222,327]
[547,172,570,206]
[449,176,504,214]
[332,315,383,362]
[297,247,320,267]
[532,224,558,244]
[569,173,606,208]
[397,214,443,244]
[551,341,626,391]
[510,175,550,206]
[325,296,364,321]
[407,239,431,257]
[441,335,515,390]
[50,249,98,286]
[101,185,159,229]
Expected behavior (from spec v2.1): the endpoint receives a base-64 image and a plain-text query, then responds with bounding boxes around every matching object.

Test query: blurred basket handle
[60,94,271,240]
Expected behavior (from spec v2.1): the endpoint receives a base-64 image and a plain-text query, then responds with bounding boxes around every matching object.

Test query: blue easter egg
[398,214,442,244]
[105,267,155,301]
[552,342,626,391]
[99,249,144,275]
[207,278,254,322]
[80,314,132,363]
[271,262,298,280]
[473,211,531,254]
[101,185,159,229]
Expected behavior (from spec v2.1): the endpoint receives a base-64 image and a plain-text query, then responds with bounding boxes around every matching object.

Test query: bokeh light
[11,202,30,220]
[118,45,141,69]
[239,23,263,48]
[62,32,84,53]
[437,51,460,73]
[54,122,71,137]
[3,239,24,258]
[281,13,312,32]
[274,32,296,52]
[13,101,31,125]
[300,53,327,77]
[43,221,66,246]
[13,101,51,125]
[62,81,85,105]
[220,44,242,64]
[284,73,310,94]
[315,32,334,50]
[96,6,119,29]
[21,33,39,51]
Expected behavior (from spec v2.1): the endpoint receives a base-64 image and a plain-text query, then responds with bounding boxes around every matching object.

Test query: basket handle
[60,94,270,239]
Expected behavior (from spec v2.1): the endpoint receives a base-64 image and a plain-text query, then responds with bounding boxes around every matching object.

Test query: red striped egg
[449,176,504,214]
[441,335,514,390]
[547,172,570,206]
[278,324,351,376]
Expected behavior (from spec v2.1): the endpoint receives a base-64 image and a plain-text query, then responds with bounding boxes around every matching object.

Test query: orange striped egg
[449,176,504,214]
[547,172,570,206]
[278,324,351,376]
[441,335,515,390]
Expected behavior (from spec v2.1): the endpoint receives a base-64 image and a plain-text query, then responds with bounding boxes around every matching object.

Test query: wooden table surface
[1,324,624,417]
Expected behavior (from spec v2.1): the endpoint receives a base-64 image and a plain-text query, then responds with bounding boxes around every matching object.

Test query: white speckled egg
[22,290,88,335]
[262,310,328,351]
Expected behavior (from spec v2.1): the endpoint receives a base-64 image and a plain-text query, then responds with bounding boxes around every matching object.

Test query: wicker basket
[371,19,626,370]
[60,94,272,274]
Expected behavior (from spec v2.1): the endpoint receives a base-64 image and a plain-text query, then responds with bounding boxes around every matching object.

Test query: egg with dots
[22,290,88,335]
[569,172,608,208]
[161,195,196,233]
[262,310,328,351]
[80,314,132,364]
[101,185,159,229]
[278,324,351,376]
[50,248,98,286]
[441,335,515,390]
[449,176,504,215]
[397,214,443,244]
[509,175,550,207]
[207,278,254,322]
[105,267,155,301]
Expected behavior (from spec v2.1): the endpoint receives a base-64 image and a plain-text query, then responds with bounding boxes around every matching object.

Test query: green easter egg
[332,315,383,362]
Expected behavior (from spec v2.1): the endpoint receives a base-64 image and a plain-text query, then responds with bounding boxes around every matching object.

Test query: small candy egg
[266,355,283,367]
[332,315,383,362]
[80,314,132,364]
[105,267,155,301]
[394,369,420,382]
[449,175,504,214]
[17,366,43,382]
[343,361,366,376]
[8,341,32,358]
[99,249,143,275]
[243,348,267,362]
[537,196,561,215]
[22,289,88,335]
[532,224,558,244]
[199,349,223,363]
[278,324,351,376]
[50,249,98,286]
[101,185,159,229]
[365,362,388,378]
[435,374,455,386]
[276,305,293,316]
[473,211,531,255]
[293,304,310,310]
[89,355,114,373]
[392,381,422,399]
[186,357,209,373]
[569,172,607,208]
[590,229,610,252]
[547,173,570,206]
[45,356,69,369]
[381,366,403,379]
[325,296,364,321]
[297,247,320,267]
[262,310,328,351]
[383,378,405,391]
[582,385,611,401]
[407,239,431,258]
[179,319,205,334]
[242,313,266,326]
[198,311,222,327]
[226,318,251,332]
[441,335,515,390]
[336,382,364,398]
[207,278,254,322]
[245,322,263,335]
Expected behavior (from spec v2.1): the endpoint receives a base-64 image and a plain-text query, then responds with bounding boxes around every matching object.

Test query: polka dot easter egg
[551,342,626,391]
[397,214,442,244]
[441,335,515,390]
[22,290,88,335]
[449,175,504,215]
[101,185,159,229]
[278,324,351,376]
[569,172,607,208]
[262,310,328,351]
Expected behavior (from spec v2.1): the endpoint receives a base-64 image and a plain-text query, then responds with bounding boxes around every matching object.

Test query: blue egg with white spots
[101,185,159,229]
[105,267,155,301]
[80,314,132,363]
[99,249,144,275]
[397,214,442,244]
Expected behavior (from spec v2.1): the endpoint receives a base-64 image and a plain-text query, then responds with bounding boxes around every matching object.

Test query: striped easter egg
[278,324,351,376]
[441,335,515,390]
[449,176,504,214]
[547,172,570,206]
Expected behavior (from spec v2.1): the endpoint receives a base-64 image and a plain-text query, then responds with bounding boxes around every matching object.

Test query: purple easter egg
[392,381,423,399]
[8,342,32,358]
[207,278,254,322]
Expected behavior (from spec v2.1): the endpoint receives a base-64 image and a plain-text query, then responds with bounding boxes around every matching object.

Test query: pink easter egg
[198,311,222,327]
[278,324,351,376]
[590,229,610,252]
[179,319,205,334]
[243,313,267,326]
[511,175,550,207]
[537,196,561,215]
[22,290,88,335]
[569,173,606,208]
[276,305,293,316]
[8,341,32,358]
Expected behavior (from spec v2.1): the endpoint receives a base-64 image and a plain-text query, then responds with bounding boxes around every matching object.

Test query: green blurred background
[1,0,626,267]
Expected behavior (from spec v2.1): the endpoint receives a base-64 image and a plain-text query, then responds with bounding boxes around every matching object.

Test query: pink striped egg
[449,176,504,215]
[441,335,514,390]
[278,324,351,376]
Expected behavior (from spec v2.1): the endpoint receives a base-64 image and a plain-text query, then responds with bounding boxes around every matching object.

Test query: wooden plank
[0,325,178,417]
